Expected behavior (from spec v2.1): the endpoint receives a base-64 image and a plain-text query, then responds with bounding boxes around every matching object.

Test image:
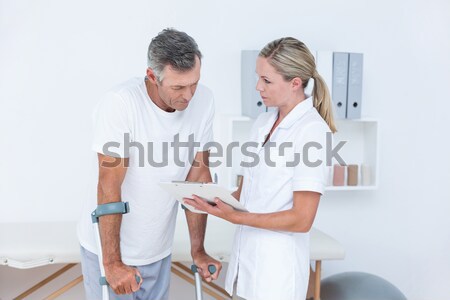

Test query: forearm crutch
[91,202,140,300]
[191,264,217,300]
[181,204,218,300]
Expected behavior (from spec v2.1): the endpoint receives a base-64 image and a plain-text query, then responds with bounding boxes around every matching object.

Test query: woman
[184,37,336,300]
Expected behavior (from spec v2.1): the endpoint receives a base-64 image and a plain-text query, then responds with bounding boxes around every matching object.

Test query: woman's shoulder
[290,109,332,147]
[302,108,332,133]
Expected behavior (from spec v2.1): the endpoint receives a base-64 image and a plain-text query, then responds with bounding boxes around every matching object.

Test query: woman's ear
[291,77,303,91]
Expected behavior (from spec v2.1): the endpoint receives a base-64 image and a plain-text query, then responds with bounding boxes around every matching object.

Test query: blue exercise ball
[321,272,407,300]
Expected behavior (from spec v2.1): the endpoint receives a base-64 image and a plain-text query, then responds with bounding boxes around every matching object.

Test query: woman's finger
[184,199,199,209]
[184,198,208,212]
[214,198,227,209]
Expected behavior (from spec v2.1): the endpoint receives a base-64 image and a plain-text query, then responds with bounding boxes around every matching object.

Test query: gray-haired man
[77,28,222,299]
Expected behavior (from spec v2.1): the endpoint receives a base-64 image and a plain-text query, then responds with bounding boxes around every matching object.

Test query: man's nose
[182,88,194,101]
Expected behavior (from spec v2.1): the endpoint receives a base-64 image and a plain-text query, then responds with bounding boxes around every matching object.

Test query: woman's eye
[264,79,271,84]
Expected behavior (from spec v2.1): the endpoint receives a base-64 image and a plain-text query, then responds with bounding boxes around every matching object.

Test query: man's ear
[146,68,158,84]
[291,77,303,91]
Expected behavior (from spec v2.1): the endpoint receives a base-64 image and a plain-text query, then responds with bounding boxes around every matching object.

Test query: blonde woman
[184,37,336,300]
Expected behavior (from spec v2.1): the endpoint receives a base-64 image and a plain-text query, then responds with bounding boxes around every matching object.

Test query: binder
[347,164,359,186]
[316,50,334,105]
[333,165,346,186]
[346,53,363,119]
[332,52,349,119]
[361,164,371,186]
[241,50,266,119]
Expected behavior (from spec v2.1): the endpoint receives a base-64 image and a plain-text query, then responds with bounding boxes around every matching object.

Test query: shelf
[333,119,379,187]
[213,115,379,193]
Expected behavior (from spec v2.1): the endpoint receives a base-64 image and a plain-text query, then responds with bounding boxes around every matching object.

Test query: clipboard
[158,181,248,214]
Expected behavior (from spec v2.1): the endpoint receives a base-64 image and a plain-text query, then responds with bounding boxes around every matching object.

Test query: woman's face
[255,56,292,108]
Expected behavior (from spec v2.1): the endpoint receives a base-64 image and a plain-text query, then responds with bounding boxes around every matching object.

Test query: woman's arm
[184,190,320,233]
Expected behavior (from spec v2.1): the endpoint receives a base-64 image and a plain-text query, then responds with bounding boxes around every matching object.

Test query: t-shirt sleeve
[92,92,131,158]
[198,96,215,152]
[292,122,331,194]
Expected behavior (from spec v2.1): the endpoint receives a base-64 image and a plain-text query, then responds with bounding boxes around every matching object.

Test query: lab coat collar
[257,110,278,147]
[256,96,313,147]
[277,95,314,129]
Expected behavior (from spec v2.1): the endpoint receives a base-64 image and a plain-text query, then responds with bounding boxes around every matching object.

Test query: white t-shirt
[225,97,331,300]
[77,77,214,266]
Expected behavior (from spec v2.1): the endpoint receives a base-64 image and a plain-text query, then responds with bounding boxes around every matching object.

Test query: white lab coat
[225,97,331,300]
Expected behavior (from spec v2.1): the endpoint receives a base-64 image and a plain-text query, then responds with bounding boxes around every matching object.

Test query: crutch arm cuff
[91,202,130,223]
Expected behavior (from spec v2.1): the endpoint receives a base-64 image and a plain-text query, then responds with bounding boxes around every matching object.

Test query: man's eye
[264,79,271,84]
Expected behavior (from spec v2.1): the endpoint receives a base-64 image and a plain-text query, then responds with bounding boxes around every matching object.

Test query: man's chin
[175,103,189,111]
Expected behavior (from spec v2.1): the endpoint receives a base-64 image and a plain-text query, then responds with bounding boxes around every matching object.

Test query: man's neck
[144,78,175,112]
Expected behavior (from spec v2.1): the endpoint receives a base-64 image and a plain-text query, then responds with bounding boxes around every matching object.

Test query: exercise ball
[321,272,407,300]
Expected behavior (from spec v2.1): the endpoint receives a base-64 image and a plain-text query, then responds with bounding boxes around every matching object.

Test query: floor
[0,262,230,300]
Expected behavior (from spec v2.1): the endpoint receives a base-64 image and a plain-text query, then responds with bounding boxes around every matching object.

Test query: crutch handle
[99,275,141,286]
[191,264,217,275]
[208,265,217,274]
[91,202,130,223]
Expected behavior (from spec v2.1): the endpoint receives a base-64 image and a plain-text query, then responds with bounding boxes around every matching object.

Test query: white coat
[225,97,331,300]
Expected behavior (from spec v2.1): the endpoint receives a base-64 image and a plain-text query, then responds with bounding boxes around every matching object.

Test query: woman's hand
[183,195,239,223]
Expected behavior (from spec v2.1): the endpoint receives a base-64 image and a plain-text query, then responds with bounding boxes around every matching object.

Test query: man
[77,28,222,299]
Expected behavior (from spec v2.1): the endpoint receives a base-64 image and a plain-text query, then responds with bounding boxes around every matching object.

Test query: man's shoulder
[108,77,143,99]
[95,78,143,116]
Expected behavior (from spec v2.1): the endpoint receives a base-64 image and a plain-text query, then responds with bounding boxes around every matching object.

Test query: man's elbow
[292,220,314,233]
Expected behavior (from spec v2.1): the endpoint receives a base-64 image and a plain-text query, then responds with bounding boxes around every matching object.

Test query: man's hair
[147,28,202,82]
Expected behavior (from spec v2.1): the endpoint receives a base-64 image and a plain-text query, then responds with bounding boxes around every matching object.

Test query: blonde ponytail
[260,37,337,133]
[312,73,336,133]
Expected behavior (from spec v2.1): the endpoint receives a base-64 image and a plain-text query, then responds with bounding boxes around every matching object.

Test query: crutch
[191,264,217,300]
[91,202,140,300]
[181,204,217,300]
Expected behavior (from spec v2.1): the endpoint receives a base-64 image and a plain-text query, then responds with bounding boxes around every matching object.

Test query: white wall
[1,0,449,299]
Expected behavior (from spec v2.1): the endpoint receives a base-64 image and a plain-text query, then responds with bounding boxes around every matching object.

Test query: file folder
[346,53,363,119]
[332,52,349,119]
[316,50,334,108]
[241,50,266,119]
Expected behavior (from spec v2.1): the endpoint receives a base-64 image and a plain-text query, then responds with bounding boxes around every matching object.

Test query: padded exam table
[0,219,344,300]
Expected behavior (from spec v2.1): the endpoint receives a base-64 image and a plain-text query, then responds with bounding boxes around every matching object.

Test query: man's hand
[104,261,142,295]
[192,250,222,282]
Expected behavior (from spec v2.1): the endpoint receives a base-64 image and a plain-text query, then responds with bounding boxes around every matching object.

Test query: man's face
[156,56,201,111]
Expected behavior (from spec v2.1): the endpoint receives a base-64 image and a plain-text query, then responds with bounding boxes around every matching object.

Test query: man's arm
[184,150,222,281]
[231,178,243,201]
[97,154,141,295]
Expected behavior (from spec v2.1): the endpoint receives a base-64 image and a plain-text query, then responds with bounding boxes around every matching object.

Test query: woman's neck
[278,92,306,120]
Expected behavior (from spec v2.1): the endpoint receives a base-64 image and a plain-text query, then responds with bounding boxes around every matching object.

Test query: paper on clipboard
[158,181,248,214]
